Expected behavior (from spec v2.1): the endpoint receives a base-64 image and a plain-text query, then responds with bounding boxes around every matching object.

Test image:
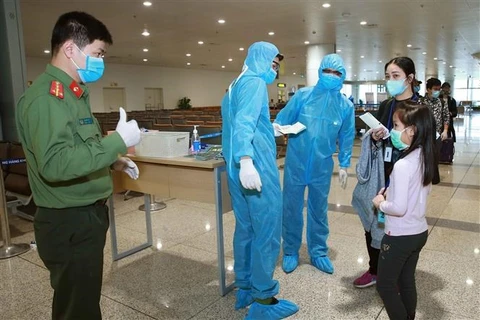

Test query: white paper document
[278,122,306,135]
[359,112,390,139]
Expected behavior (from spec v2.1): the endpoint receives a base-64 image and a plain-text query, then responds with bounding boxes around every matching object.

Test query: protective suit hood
[317,54,347,91]
[243,41,279,82]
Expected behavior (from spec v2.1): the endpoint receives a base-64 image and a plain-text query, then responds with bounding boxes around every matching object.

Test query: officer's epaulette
[49,80,64,99]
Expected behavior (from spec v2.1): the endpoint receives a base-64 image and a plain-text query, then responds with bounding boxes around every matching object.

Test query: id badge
[377,211,385,223]
[384,146,393,162]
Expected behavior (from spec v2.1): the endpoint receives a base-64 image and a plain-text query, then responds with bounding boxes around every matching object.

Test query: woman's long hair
[394,101,437,186]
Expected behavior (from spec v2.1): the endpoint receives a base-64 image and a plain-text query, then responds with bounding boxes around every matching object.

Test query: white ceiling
[20,0,480,82]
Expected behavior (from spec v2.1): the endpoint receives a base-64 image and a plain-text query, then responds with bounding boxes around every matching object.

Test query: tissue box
[135,131,190,158]
[107,130,160,155]
[107,130,136,155]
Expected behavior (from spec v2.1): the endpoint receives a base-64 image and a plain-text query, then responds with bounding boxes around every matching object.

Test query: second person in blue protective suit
[221,41,298,320]
[274,54,355,274]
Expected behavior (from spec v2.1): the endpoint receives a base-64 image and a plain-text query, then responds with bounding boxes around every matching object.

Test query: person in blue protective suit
[221,41,299,319]
[274,54,355,275]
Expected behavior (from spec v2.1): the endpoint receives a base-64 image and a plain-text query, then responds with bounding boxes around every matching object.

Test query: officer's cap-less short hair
[51,11,113,55]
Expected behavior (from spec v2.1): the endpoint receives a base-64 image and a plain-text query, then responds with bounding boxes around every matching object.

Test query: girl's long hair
[395,101,437,186]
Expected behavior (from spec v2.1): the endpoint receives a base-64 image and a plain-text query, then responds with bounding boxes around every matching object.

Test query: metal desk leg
[214,166,235,296]
[139,194,167,212]
[109,194,154,261]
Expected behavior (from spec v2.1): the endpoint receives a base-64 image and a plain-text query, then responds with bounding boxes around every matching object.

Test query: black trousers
[377,231,428,320]
[365,230,380,275]
[34,203,109,320]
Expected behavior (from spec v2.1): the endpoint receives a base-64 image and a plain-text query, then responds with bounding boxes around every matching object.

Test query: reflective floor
[1,113,479,320]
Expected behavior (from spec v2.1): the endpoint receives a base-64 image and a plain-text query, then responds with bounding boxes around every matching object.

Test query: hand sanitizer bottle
[192,125,201,154]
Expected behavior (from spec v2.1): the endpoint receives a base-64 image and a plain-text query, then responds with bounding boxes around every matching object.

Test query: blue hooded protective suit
[275,54,355,259]
[221,42,282,299]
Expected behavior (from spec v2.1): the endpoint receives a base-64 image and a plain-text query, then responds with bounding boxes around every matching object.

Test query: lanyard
[387,99,396,130]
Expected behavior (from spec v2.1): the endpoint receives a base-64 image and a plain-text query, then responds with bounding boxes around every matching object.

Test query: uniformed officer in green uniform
[15,12,141,319]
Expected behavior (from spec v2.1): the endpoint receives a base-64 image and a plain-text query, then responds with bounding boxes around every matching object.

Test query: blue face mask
[390,128,409,150]
[265,68,277,84]
[431,90,440,98]
[414,85,420,93]
[320,73,343,90]
[71,45,105,83]
[386,79,408,97]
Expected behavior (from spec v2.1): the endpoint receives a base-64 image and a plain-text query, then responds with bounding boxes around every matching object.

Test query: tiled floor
[2,113,479,319]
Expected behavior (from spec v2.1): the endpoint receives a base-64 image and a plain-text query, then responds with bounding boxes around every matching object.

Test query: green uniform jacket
[15,64,127,208]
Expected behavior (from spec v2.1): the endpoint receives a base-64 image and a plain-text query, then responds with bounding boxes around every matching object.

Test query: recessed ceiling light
[449,65,453,68]
[376,71,379,74]
[360,21,367,25]
[293,72,296,75]
[422,52,427,55]
[198,41,204,45]
[336,49,341,52]
[348,66,352,69]
[268,31,275,36]
[143,58,148,62]
[187,62,191,66]
[363,69,367,71]
[142,29,150,36]
[143,1,152,6]
[322,3,331,8]
[304,41,310,45]
[221,65,225,68]
[239,47,244,51]
[434,57,438,60]
[44,49,50,54]
[228,58,233,62]
[143,48,149,52]
[354,74,357,77]
[186,53,191,57]
[443,61,446,64]
[360,55,364,58]
[407,44,412,47]
[379,60,382,63]
[218,19,225,24]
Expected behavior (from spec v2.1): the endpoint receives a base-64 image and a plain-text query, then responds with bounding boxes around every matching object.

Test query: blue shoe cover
[235,289,254,310]
[282,254,299,274]
[311,255,334,274]
[245,300,299,319]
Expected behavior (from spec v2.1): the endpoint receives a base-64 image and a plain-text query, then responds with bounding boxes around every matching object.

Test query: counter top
[127,154,225,169]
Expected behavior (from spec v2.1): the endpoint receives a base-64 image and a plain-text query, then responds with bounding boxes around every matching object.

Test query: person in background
[419,78,449,181]
[373,101,436,320]
[274,54,355,275]
[15,11,141,320]
[440,82,458,142]
[269,98,276,108]
[413,79,423,98]
[354,56,419,289]
[221,41,298,320]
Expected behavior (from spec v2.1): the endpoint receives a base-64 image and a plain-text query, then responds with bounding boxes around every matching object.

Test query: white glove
[115,107,141,148]
[113,157,139,180]
[272,123,284,137]
[239,158,262,192]
[440,130,448,141]
[339,167,348,189]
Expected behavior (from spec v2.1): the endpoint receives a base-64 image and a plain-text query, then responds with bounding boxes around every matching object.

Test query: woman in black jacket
[354,56,420,289]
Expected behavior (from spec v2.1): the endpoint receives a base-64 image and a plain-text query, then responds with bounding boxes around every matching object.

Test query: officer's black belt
[93,198,108,206]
